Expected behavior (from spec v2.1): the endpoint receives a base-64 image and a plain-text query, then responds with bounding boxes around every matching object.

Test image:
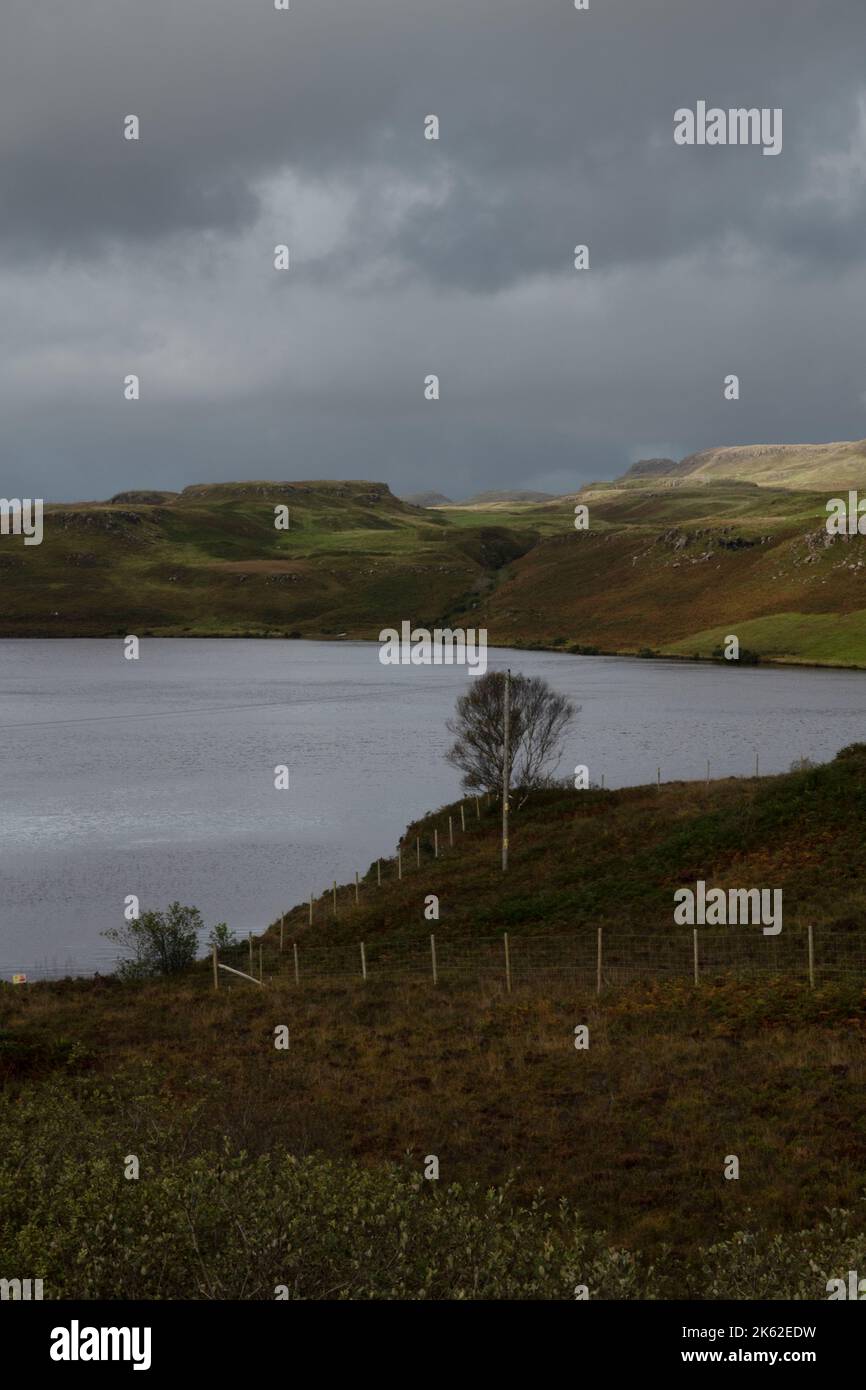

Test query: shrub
[102,902,204,980]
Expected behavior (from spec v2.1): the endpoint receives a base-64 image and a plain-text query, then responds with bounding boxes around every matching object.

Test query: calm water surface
[1,639,864,972]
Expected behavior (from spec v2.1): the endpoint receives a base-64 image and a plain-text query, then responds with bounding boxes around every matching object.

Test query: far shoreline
[1,630,865,675]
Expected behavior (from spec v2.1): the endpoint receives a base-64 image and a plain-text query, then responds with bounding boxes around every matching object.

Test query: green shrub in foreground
[0,1072,862,1300]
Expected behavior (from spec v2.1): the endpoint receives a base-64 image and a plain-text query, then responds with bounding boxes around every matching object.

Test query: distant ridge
[618,439,866,490]
[401,491,452,507]
[618,458,679,480]
[461,492,561,508]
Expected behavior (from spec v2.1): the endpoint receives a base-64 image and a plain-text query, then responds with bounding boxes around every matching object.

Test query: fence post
[434,829,439,859]
[693,929,699,985]
[430,934,438,985]
[475,796,480,819]
[504,932,512,993]
[460,804,466,832]
[355,871,360,905]
[293,940,300,986]
[807,923,815,989]
[448,815,454,847]
[596,927,602,996]
[360,942,367,981]
[212,943,219,991]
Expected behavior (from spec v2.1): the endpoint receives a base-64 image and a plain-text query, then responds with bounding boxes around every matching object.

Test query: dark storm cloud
[1,0,865,499]
[3,0,865,274]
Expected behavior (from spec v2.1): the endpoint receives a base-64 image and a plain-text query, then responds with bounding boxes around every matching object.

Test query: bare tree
[446,670,576,795]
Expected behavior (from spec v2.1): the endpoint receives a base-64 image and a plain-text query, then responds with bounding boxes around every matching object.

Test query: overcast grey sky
[2,0,865,502]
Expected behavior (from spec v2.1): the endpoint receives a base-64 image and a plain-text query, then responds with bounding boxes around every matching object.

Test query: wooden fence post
[475,796,480,819]
[807,924,815,989]
[430,934,438,985]
[360,942,367,981]
[460,804,466,832]
[434,829,439,859]
[448,815,454,847]
[293,940,300,985]
[212,943,219,991]
[596,927,602,996]
[693,929,699,985]
[504,932,512,993]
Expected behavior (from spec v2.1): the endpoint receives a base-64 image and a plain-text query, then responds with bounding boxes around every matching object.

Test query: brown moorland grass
[2,968,865,1255]
[3,750,865,1269]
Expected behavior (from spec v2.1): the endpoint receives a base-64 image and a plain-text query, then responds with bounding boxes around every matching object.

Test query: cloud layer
[2,0,865,499]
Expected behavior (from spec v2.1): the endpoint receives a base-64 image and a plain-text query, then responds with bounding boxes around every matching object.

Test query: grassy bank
[277,743,866,945]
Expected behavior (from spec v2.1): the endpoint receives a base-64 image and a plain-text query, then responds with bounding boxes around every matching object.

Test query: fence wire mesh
[219,925,866,991]
[7,926,864,989]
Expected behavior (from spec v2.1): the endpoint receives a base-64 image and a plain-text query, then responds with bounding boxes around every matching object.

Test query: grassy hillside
[3,460,866,667]
[618,437,866,489]
[0,479,549,639]
[278,742,866,947]
[3,749,866,1296]
[477,481,866,666]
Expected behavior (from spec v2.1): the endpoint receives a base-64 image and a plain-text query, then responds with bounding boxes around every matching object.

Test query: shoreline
[1,630,864,674]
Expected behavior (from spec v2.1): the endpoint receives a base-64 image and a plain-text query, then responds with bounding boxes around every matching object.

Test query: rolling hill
[2,441,866,667]
[399,491,452,507]
[618,437,866,489]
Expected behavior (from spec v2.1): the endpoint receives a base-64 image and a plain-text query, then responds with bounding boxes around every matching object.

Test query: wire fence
[213,924,866,993]
[5,925,865,991]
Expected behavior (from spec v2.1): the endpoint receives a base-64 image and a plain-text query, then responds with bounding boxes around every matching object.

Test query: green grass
[276,744,866,947]
[663,611,866,666]
[6,475,866,666]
